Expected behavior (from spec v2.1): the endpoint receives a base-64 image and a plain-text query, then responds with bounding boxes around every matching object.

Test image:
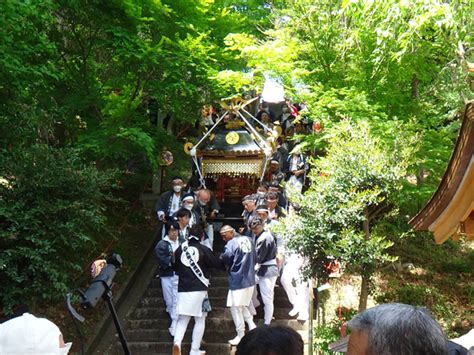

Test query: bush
[0,145,118,313]
[375,283,445,308]
[314,306,357,354]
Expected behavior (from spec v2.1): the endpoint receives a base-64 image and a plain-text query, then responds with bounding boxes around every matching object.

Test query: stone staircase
[107,221,309,354]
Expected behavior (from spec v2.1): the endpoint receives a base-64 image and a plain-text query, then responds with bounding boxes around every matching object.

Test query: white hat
[0,313,71,354]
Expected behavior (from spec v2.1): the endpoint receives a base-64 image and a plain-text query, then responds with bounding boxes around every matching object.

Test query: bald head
[197,189,211,204]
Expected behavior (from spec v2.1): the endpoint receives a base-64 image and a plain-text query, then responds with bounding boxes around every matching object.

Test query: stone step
[126,318,308,332]
[126,328,237,342]
[148,276,229,289]
[130,306,296,321]
[113,341,234,355]
[144,285,291,299]
[138,295,292,309]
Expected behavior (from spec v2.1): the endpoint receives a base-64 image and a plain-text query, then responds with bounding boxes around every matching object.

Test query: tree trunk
[359,274,369,312]
[359,208,371,311]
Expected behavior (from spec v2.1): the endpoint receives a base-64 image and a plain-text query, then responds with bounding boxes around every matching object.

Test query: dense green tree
[0,145,118,312]
[277,121,412,310]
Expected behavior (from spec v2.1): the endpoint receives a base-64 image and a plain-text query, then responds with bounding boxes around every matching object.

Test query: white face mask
[173,185,182,193]
[199,200,207,206]
[257,191,265,197]
[60,342,72,354]
[184,204,193,211]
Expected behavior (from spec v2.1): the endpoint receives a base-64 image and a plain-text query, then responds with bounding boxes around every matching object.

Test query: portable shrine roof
[409,101,474,244]
[197,128,265,156]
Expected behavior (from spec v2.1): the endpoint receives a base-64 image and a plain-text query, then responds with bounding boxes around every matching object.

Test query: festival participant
[240,194,257,236]
[265,159,285,185]
[267,182,288,210]
[175,208,191,243]
[275,137,290,166]
[266,192,286,221]
[195,189,220,250]
[280,252,309,321]
[279,203,310,322]
[250,217,279,326]
[283,149,308,194]
[255,183,268,206]
[173,225,224,355]
[220,225,257,346]
[155,177,185,236]
[255,205,276,229]
[155,220,181,336]
[255,204,285,271]
[260,112,275,133]
[179,193,199,227]
[278,103,294,132]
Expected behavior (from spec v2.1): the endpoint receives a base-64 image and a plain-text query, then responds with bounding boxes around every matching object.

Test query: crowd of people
[154,100,319,355]
[154,171,311,355]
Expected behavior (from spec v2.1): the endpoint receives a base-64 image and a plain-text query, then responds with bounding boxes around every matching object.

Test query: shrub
[0,145,118,313]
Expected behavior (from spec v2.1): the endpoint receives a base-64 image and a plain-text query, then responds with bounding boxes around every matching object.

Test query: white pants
[257,276,278,325]
[173,314,206,354]
[230,306,255,337]
[280,256,300,307]
[161,275,178,323]
[288,175,303,193]
[205,224,214,250]
[280,255,310,319]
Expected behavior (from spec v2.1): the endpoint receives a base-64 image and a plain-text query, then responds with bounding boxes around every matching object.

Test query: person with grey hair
[345,303,448,355]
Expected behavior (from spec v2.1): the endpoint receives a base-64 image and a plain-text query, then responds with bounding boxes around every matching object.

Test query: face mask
[199,200,207,206]
[60,343,72,354]
[173,185,182,193]
[184,204,193,211]
[257,191,265,197]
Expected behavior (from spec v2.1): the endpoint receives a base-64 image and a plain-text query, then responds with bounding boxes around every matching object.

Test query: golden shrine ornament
[225,131,240,145]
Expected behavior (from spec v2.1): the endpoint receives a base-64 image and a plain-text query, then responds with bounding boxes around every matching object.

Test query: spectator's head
[242,195,257,212]
[346,303,448,355]
[171,177,184,193]
[266,192,279,209]
[176,208,191,225]
[0,313,71,354]
[182,193,195,211]
[197,189,211,205]
[236,325,303,355]
[165,220,179,241]
[189,224,204,241]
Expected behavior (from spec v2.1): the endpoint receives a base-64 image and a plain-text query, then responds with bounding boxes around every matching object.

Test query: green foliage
[275,121,410,309]
[313,323,340,355]
[0,145,118,312]
[376,283,444,308]
[374,282,459,337]
[313,307,357,354]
